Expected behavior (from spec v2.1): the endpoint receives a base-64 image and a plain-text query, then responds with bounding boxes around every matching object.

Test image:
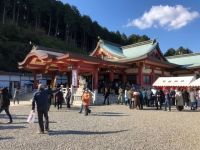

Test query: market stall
[153,76,196,87]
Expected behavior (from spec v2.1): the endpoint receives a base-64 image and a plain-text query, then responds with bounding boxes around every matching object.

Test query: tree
[176,46,193,55]
[2,0,10,24]
[164,48,176,57]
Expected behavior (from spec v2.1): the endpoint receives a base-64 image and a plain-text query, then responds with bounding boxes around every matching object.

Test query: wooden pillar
[109,70,114,82]
[137,62,143,86]
[93,69,98,89]
[51,74,57,88]
[122,70,127,83]
[33,72,37,89]
[162,69,164,76]
[152,66,155,84]
[67,72,71,88]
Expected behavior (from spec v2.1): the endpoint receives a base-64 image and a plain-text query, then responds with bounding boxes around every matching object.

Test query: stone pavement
[1,103,200,150]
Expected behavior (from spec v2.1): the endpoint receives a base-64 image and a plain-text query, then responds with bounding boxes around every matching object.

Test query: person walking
[117,87,124,104]
[164,89,171,111]
[103,87,110,105]
[169,88,176,106]
[0,88,13,124]
[128,88,133,109]
[32,84,50,134]
[13,87,20,104]
[55,90,64,110]
[189,88,197,110]
[175,88,184,111]
[155,89,162,110]
[182,89,189,108]
[124,87,129,105]
[46,85,53,111]
[82,89,91,116]
[147,89,152,107]
[133,89,140,109]
[65,87,71,108]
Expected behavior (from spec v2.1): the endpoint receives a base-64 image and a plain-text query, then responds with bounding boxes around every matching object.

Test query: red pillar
[109,70,114,82]
[33,72,38,89]
[51,74,56,88]
[152,66,155,84]
[93,69,99,89]
[137,62,143,86]
[122,71,127,83]
[162,69,164,76]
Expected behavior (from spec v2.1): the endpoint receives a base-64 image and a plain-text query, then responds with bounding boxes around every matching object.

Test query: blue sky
[61,0,200,53]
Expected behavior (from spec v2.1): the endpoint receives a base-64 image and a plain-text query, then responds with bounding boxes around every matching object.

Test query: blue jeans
[79,104,83,113]
[191,102,196,110]
[165,100,171,111]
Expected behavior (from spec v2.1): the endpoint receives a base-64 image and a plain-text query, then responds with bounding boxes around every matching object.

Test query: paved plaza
[1,102,200,150]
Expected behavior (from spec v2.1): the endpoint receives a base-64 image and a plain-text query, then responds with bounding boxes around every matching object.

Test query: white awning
[189,78,200,87]
[153,76,196,87]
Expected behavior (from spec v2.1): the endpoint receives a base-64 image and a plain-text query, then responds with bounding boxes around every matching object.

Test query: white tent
[189,78,200,87]
[153,76,196,87]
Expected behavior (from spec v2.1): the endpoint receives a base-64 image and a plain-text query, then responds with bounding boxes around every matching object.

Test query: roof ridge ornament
[32,45,38,51]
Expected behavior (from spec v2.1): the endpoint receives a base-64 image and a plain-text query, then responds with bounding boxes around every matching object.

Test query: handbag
[27,111,36,123]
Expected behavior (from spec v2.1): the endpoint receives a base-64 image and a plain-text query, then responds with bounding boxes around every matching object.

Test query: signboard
[72,70,78,86]
[36,74,42,80]
[143,68,152,74]
[125,68,138,73]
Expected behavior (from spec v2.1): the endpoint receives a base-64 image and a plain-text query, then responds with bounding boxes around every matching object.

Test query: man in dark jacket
[0,88,13,123]
[65,87,71,108]
[32,84,50,134]
[46,85,53,111]
[55,90,64,110]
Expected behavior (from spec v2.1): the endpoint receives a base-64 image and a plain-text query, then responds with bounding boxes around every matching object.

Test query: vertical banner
[72,70,78,86]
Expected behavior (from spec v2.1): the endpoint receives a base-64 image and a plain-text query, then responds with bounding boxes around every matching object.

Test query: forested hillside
[0,0,150,72]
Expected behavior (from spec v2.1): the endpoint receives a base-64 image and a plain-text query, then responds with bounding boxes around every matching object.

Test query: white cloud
[127,5,199,30]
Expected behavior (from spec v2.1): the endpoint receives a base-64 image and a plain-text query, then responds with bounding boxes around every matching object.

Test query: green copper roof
[99,40,125,58]
[99,39,157,59]
[166,53,200,69]
[122,40,157,58]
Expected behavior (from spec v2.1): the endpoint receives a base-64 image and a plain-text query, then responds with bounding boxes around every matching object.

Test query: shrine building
[18,38,200,90]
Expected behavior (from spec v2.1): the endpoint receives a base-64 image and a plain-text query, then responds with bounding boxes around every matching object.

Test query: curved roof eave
[107,55,148,63]
[18,51,48,66]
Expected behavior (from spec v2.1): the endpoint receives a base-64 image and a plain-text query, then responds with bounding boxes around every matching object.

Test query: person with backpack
[0,88,13,124]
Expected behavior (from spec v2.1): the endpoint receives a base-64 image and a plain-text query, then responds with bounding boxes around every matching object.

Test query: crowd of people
[102,84,200,112]
[1,81,200,134]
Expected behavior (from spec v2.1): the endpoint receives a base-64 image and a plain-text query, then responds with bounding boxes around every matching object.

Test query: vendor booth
[153,76,196,87]
[189,78,200,87]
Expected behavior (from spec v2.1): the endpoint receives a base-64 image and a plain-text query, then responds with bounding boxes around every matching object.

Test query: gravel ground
[1,104,200,150]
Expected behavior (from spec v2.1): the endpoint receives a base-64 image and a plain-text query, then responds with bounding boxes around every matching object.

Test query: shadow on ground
[0,125,26,130]
[0,137,15,141]
[49,129,128,136]
[91,112,129,117]
[138,107,200,112]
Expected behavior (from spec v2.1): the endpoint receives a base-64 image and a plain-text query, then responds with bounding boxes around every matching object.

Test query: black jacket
[1,88,12,108]
[32,89,49,112]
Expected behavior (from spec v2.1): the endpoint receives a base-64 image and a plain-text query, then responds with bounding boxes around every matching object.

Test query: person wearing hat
[0,88,13,123]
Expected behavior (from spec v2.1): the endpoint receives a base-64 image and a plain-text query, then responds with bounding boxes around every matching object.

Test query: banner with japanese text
[72,70,78,86]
